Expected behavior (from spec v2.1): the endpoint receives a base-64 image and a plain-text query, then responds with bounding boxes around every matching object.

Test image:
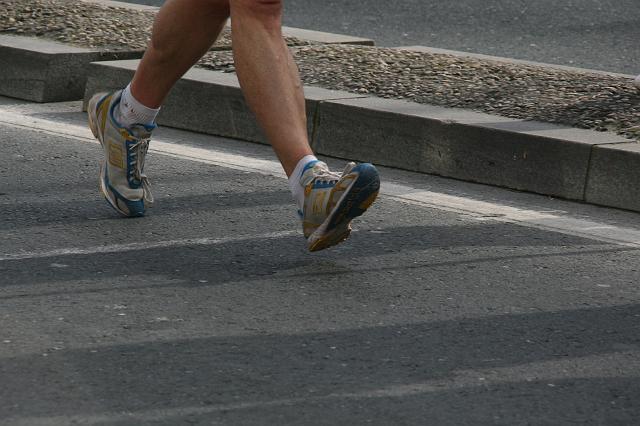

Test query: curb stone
[84,59,367,144]
[0,0,161,102]
[0,35,143,102]
[585,143,640,212]
[84,59,639,212]
[313,97,602,200]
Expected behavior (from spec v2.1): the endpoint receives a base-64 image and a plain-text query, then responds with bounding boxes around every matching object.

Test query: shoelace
[302,162,355,187]
[128,138,154,205]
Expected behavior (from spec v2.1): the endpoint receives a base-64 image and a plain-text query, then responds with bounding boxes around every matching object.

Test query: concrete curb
[85,59,639,212]
[83,60,367,142]
[585,143,640,212]
[0,35,143,102]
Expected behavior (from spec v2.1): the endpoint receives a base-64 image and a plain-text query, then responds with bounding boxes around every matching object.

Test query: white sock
[289,154,318,211]
[115,83,161,128]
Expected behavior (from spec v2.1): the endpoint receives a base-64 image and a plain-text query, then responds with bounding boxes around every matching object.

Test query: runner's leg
[88,0,380,250]
[229,0,313,177]
[86,0,230,217]
[229,0,379,251]
[131,0,231,108]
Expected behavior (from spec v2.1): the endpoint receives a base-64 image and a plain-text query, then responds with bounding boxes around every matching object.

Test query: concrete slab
[314,97,630,200]
[0,35,143,102]
[585,143,640,212]
[84,60,364,144]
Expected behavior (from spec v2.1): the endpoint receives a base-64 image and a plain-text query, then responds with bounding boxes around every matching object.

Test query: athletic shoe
[300,161,380,251]
[87,90,155,217]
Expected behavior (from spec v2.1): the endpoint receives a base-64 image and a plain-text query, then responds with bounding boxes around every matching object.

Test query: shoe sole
[99,162,144,217]
[307,164,380,252]
[87,93,105,144]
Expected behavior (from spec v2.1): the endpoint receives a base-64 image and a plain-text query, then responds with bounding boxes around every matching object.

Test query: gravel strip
[0,0,309,51]
[0,0,153,50]
[198,45,639,142]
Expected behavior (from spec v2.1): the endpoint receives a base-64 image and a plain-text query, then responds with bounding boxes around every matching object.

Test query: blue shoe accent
[102,168,145,217]
[300,160,320,177]
[311,181,337,190]
[95,93,109,111]
[303,161,380,251]
[326,163,380,231]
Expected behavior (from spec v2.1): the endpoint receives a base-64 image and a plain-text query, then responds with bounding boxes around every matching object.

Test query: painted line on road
[5,351,638,425]
[2,104,640,253]
[0,231,298,262]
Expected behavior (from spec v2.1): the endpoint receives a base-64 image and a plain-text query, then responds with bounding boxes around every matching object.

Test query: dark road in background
[124,0,639,74]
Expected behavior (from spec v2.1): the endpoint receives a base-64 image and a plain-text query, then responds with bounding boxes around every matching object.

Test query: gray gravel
[0,0,309,51]
[0,0,153,50]
[198,45,640,143]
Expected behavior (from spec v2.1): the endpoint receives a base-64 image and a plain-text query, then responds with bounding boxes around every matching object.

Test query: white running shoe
[87,90,155,217]
[300,161,380,252]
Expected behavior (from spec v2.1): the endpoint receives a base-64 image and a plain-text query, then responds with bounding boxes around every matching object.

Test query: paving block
[314,97,628,200]
[84,60,364,144]
[83,59,137,110]
[312,99,429,171]
[0,35,143,102]
[585,143,640,212]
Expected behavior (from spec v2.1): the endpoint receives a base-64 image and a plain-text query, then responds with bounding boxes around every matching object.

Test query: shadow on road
[1,303,639,424]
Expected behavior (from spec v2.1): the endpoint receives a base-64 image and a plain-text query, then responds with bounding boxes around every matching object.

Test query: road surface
[1,97,639,424]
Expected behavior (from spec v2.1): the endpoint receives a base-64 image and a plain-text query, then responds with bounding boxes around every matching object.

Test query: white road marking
[5,351,639,425]
[383,184,640,247]
[0,231,298,261]
[2,103,640,258]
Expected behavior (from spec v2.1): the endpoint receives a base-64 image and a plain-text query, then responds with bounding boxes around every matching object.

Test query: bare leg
[130,0,231,108]
[129,0,313,176]
[230,0,313,177]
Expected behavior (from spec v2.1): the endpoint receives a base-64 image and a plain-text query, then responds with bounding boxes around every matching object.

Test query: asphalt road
[1,97,640,425]
[123,0,639,74]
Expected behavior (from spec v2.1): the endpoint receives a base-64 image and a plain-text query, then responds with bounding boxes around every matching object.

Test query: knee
[230,0,283,25]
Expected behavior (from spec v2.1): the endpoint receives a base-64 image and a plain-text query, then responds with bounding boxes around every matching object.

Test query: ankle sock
[115,83,161,128]
[289,154,319,212]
